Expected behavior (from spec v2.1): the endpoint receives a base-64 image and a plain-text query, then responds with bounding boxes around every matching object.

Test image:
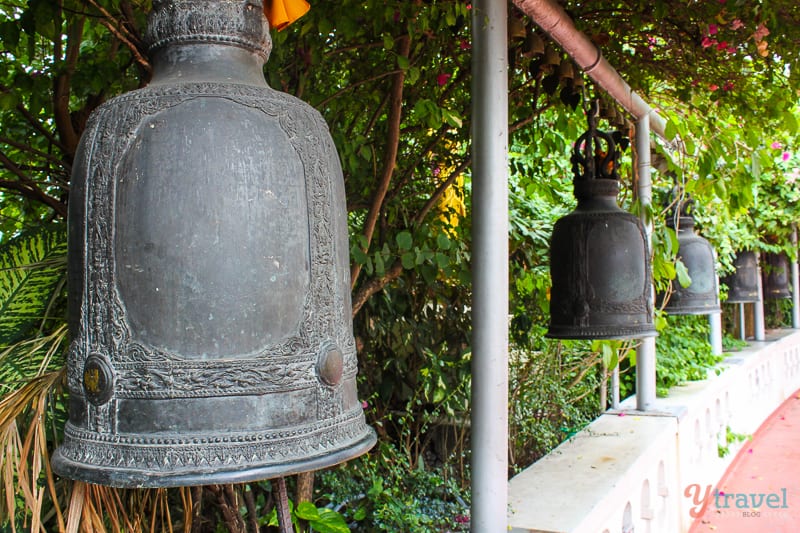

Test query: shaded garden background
[1,0,800,530]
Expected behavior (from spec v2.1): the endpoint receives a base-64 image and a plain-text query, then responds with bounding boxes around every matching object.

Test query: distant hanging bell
[522,31,545,57]
[722,251,760,303]
[547,119,656,339]
[53,0,375,487]
[656,197,721,315]
[762,252,792,299]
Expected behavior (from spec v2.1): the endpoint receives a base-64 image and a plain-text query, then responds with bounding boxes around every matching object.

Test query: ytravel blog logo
[685,483,790,518]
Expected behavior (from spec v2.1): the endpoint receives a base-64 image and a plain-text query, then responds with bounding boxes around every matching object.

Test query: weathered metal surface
[722,251,760,303]
[657,200,721,315]
[53,0,375,488]
[547,127,656,340]
[762,252,792,300]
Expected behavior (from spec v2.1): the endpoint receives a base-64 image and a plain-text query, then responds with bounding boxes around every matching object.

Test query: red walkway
[689,390,800,532]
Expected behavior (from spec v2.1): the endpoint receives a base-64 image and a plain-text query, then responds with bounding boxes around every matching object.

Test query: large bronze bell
[722,251,760,303]
[657,198,720,315]
[547,120,656,340]
[53,0,375,487]
[762,252,792,299]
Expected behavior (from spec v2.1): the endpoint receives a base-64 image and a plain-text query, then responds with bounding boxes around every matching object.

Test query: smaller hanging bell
[656,196,720,315]
[508,16,527,41]
[547,109,656,340]
[542,45,561,68]
[522,31,545,57]
[762,252,792,299]
[722,251,760,303]
[557,59,575,82]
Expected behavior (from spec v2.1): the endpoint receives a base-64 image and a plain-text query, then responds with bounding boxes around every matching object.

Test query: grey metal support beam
[709,311,723,355]
[755,253,766,341]
[635,114,656,411]
[470,0,509,530]
[793,224,799,329]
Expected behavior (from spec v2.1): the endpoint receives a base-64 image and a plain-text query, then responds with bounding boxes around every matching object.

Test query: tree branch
[85,0,150,72]
[352,259,404,317]
[0,150,68,217]
[350,34,411,288]
[52,11,85,157]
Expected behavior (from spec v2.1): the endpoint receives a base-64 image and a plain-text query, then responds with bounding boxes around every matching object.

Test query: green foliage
[316,442,470,532]
[264,499,350,533]
[652,315,724,397]
[0,225,67,347]
[508,340,601,471]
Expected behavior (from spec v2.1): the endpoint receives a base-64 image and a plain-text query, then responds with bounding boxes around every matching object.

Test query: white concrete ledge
[508,328,800,533]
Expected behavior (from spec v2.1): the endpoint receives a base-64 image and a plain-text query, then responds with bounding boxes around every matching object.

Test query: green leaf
[351,244,368,265]
[295,501,320,521]
[601,342,617,369]
[750,151,761,180]
[675,259,692,288]
[0,225,67,345]
[396,231,413,251]
[784,112,798,134]
[401,252,415,269]
[665,119,678,142]
[353,506,367,521]
[436,233,451,250]
[310,508,350,533]
[374,251,385,275]
[407,67,420,85]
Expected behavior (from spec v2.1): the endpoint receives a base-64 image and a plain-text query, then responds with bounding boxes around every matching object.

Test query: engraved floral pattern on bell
[53,0,375,488]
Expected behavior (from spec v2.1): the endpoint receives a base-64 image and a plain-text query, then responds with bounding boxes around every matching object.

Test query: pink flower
[361,400,369,409]
[709,24,718,35]
[727,46,736,54]
[753,23,770,41]
[460,39,470,50]
[723,81,734,91]
[731,19,744,30]
[716,40,728,51]
[437,73,451,86]
[701,37,716,48]
[771,141,783,149]
[783,152,791,161]
[708,83,719,91]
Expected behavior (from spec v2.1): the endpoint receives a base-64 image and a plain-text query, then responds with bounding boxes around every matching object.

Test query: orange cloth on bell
[264,0,310,30]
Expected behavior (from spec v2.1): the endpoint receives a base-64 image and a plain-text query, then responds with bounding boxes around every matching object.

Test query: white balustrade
[509,329,800,532]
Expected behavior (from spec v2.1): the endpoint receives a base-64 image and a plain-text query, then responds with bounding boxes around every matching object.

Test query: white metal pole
[754,253,766,341]
[470,0,509,530]
[792,224,799,329]
[611,366,620,409]
[739,303,746,340]
[635,114,656,411]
